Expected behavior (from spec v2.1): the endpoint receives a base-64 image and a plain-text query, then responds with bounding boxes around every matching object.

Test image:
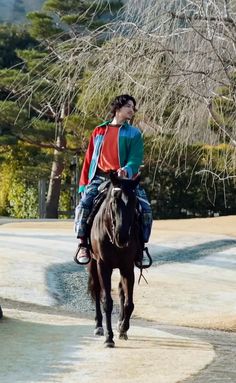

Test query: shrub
[7,179,39,218]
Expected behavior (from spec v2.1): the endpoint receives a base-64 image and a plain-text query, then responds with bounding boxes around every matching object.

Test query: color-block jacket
[79,120,143,193]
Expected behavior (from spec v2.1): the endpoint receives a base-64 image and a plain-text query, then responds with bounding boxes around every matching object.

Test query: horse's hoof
[104,340,115,348]
[94,327,104,336]
[119,332,128,340]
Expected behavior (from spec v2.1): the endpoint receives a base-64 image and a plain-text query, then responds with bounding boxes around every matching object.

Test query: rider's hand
[117,168,127,178]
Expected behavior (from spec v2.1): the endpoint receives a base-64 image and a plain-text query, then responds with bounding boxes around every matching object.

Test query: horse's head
[106,171,140,248]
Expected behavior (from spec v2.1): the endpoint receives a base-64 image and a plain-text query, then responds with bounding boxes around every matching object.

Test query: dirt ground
[1,216,236,383]
[2,215,236,235]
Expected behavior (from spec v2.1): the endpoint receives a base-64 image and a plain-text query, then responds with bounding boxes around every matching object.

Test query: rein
[105,186,133,247]
[106,204,116,245]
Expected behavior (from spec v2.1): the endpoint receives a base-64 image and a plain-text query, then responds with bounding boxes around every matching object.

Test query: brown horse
[88,172,142,347]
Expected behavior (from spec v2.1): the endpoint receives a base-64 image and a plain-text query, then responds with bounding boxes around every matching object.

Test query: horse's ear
[109,170,119,186]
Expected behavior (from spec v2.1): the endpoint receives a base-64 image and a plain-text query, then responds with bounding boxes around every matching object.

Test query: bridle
[105,187,121,245]
[105,186,135,247]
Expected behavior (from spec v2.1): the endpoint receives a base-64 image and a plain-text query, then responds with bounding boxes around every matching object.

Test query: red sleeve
[79,130,95,190]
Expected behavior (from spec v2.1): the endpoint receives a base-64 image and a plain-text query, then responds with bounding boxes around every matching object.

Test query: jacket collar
[97,120,130,128]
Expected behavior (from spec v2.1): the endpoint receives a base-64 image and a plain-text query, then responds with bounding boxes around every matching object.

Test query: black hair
[110,94,137,118]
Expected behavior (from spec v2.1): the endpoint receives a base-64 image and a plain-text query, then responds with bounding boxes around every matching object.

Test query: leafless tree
[6,0,236,212]
[69,0,236,178]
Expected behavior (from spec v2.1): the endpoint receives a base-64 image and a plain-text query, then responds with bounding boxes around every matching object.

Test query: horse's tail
[87,258,101,301]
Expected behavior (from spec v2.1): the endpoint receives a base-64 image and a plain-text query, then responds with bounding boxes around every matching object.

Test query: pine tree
[0,1,123,218]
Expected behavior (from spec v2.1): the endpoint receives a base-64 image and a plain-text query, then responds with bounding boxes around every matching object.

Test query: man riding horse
[74,94,152,267]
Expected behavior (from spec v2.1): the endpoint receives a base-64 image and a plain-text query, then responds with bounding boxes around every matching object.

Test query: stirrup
[74,243,91,265]
[135,247,152,269]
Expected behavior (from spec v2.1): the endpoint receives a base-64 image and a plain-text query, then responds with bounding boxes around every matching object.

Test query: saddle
[86,181,152,271]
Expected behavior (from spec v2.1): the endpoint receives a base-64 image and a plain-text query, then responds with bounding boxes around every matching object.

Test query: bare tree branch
[8,0,236,180]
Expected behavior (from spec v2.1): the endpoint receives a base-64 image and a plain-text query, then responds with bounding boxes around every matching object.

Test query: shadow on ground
[0,315,93,383]
[46,239,236,314]
[151,239,236,265]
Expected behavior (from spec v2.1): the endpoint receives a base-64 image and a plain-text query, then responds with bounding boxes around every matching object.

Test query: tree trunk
[45,135,66,218]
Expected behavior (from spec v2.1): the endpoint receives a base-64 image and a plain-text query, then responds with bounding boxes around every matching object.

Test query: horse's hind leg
[118,269,135,340]
[88,259,104,336]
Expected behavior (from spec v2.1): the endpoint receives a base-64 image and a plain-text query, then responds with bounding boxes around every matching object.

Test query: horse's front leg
[97,262,114,348]
[118,269,135,340]
[117,281,124,333]
[94,296,104,336]
[88,259,104,336]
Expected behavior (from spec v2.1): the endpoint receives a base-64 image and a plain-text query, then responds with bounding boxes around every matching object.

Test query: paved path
[156,324,236,383]
[1,219,236,382]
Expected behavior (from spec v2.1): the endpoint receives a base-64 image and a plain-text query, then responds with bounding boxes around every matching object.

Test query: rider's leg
[135,185,153,268]
[74,177,103,264]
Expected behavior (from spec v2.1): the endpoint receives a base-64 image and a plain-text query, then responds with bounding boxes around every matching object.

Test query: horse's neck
[93,198,109,229]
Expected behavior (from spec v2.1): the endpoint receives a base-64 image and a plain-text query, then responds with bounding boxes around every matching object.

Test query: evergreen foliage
[143,140,236,219]
[0,0,124,218]
[0,143,51,216]
[27,12,63,39]
[7,179,39,218]
[0,24,37,69]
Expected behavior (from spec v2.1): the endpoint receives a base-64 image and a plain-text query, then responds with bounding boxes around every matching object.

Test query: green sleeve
[123,132,143,178]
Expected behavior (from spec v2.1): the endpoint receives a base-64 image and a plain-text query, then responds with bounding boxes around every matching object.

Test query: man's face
[116,100,135,121]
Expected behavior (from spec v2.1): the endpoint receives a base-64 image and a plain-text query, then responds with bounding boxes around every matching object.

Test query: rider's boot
[74,237,91,265]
